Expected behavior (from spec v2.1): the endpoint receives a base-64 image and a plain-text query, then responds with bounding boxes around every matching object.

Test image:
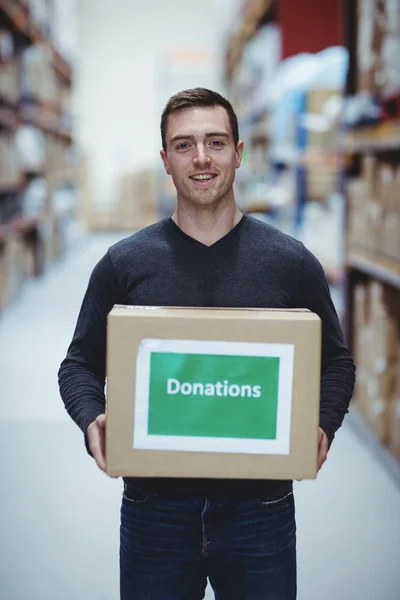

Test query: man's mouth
[189,173,218,182]
[190,173,217,186]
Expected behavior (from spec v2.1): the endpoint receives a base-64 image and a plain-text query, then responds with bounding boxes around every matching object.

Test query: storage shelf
[347,251,400,289]
[342,120,400,152]
[0,0,72,83]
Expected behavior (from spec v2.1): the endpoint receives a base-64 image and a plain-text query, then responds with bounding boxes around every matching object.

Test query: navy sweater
[58,215,355,499]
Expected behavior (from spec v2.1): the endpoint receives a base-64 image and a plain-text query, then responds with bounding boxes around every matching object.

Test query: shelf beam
[347,252,400,290]
[0,180,23,195]
[19,103,72,142]
[0,214,39,243]
[342,120,400,152]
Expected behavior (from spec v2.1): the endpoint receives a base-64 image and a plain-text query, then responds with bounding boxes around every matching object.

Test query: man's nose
[193,144,211,167]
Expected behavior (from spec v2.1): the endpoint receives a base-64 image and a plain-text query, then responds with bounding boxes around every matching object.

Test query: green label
[147,352,280,440]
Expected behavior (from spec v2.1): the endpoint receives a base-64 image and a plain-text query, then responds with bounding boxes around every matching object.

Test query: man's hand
[295,427,329,481]
[317,427,329,472]
[87,414,106,472]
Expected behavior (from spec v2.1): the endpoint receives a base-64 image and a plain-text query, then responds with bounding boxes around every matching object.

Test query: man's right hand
[87,414,106,472]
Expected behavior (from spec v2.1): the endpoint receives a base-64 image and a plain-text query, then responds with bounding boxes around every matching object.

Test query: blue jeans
[120,487,296,599]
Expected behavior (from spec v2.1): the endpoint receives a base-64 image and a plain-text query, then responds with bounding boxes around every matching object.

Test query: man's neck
[172,199,242,247]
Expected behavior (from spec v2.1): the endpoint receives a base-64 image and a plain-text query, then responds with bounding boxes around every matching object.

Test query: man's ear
[235,141,244,169]
[160,149,171,175]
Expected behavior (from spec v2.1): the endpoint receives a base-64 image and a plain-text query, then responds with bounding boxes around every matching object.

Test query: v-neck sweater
[59,215,355,499]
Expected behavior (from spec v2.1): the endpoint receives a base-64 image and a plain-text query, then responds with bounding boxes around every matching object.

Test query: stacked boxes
[347,156,400,263]
[353,281,400,455]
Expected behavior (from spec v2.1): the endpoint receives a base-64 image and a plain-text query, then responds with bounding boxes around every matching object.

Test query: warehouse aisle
[0,232,399,600]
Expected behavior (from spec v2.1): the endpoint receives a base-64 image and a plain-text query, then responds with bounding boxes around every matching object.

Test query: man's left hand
[317,427,329,472]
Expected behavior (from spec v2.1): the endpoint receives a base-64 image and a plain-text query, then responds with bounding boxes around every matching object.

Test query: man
[59,88,355,599]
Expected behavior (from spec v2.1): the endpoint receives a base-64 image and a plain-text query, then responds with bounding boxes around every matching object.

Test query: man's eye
[210,140,224,147]
[177,143,190,150]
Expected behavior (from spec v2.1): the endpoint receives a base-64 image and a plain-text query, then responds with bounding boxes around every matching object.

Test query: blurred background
[0,1,400,599]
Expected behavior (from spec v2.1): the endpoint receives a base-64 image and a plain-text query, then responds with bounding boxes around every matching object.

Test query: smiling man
[59,88,355,599]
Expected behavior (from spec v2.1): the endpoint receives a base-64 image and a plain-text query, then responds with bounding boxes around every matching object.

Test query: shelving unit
[0,0,79,312]
[342,0,400,475]
[224,0,400,476]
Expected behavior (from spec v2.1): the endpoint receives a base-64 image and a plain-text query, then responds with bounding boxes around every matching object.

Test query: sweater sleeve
[294,244,356,447]
[58,251,123,451]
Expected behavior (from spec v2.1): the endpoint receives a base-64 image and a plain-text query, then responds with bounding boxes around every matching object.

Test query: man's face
[160,105,243,208]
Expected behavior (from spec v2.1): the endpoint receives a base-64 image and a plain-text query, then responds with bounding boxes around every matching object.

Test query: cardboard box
[388,398,400,462]
[105,306,321,480]
[115,169,160,231]
[364,392,388,443]
[382,211,400,260]
[354,283,368,331]
[306,167,338,201]
[347,179,368,251]
[305,88,341,151]
[363,155,378,200]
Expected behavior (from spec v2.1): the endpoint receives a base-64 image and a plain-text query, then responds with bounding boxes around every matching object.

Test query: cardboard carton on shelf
[306,166,338,201]
[382,211,400,261]
[388,362,400,461]
[363,155,378,201]
[347,179,367,249]
[377,164,393,211]
[369,316,398,372]
[305,88,341,151]
[394,167,400,216]
[0,234,28,311]
[368,281,392,321]
[359,325,379,373]
[36,218,54,271]
[375,364,397,400]
[105,306,321,481]
[115,169,160,232]
[0,59,19,105]
[354,373,390,445]
[354,283,368,331]
[352,367,368,414]
[89,207,119,231]
[388,398,400,462]
[366,199,383,254]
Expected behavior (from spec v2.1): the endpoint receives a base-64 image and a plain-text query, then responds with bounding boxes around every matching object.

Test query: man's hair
[160,87,239,151]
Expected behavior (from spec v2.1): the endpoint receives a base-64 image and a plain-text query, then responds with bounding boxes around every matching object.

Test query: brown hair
[160,87,239,151]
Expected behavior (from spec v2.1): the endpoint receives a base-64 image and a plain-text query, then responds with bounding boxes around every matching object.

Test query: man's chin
[186,189,221,206]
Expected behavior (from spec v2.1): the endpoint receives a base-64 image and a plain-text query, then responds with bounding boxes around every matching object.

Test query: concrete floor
[1,232,399,600]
